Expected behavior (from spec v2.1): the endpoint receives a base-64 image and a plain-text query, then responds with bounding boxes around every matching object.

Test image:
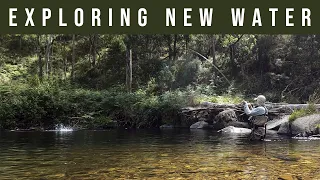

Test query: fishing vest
[252,106,268,127]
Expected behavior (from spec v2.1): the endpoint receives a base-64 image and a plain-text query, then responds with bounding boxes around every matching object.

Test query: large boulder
[190,121,209,129]
[277,122,290,135]
[278,114,320,135]
[213,109,238,130]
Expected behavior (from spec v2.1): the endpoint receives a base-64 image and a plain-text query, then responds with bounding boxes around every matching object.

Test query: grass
[289,104,317,122]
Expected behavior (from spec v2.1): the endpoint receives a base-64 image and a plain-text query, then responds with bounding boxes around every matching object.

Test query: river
[0,129,320,179]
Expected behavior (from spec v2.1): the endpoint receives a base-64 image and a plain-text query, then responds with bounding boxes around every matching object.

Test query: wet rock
[266,115,289,130]
[190,121,209,129]
[214,109,238,129]
[227,121,250,128]
[278,122,290,135]
[218,126,252,134]
[160,124,174,129]
[278,114,320,136]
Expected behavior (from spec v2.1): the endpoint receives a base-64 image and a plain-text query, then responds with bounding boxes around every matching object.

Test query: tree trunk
[37,35,43,80]
[211,35,216,66]
[167,35,172,61]
[64,56,67,79]
[185,35,189,55]
[45,35,50,76]
[50,42,53,76]
[90,34,97,67]
[211,35,216,81]
[71,34,76,81]
[173,34,177,60]
[229,45,237,77]
[93,35,96,67]
[19,35,23,50]
[126,48,132,93]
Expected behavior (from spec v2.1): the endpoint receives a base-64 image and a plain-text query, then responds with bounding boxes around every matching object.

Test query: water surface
[0,129,320,179]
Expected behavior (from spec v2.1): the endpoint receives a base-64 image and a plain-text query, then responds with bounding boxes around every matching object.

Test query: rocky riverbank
[161,102,320,138]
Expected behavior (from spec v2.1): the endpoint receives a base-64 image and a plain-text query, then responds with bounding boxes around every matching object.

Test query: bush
[0,83,245,130]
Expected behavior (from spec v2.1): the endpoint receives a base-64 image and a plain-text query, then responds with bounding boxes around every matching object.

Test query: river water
[0,129,320,179]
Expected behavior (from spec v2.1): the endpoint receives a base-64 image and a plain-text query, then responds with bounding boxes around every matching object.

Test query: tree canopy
[0,34,319,103]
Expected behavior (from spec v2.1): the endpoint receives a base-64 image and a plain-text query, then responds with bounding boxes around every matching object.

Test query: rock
[278,174,299,180]
[291,114,320,135]
[266,115,289,130]
[160,124,174,129]
[218,126,252,134]
[214,109,238,129]
[278,114,320,136]
[196,111,210,121]
[278,122,290,135]
[200,101,215,107]
[277,114,320,135]
[190,121,209,129]
[227,121,250,128]
[292,136,320,140]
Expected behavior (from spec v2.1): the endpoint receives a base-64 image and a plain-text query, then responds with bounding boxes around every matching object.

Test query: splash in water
[55,124,74,132]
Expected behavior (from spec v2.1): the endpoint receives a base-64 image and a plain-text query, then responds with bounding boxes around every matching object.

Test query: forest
[0,34,319,130]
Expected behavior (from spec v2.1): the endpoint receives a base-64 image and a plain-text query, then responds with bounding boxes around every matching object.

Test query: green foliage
[0,80,246,130]
[289,104,317,122]
[2,33,320,129]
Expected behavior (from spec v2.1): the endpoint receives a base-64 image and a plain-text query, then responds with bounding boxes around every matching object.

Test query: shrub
[0,83,245,130]
[289,104,317,122]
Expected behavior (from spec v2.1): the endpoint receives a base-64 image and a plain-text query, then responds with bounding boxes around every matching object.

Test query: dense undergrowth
[0,82,243,130]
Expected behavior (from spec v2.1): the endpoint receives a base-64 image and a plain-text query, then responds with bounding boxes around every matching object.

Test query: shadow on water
[0,129,320,179]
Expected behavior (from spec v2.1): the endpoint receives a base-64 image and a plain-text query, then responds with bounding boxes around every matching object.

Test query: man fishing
[242,95,269,140]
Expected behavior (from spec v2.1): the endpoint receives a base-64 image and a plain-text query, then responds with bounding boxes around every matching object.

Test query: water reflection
[0,129,320,179]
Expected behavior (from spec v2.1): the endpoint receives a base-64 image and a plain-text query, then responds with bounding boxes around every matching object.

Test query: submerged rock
[218,126,252,134]
[278,174,300,180]
[190,121,209,129]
